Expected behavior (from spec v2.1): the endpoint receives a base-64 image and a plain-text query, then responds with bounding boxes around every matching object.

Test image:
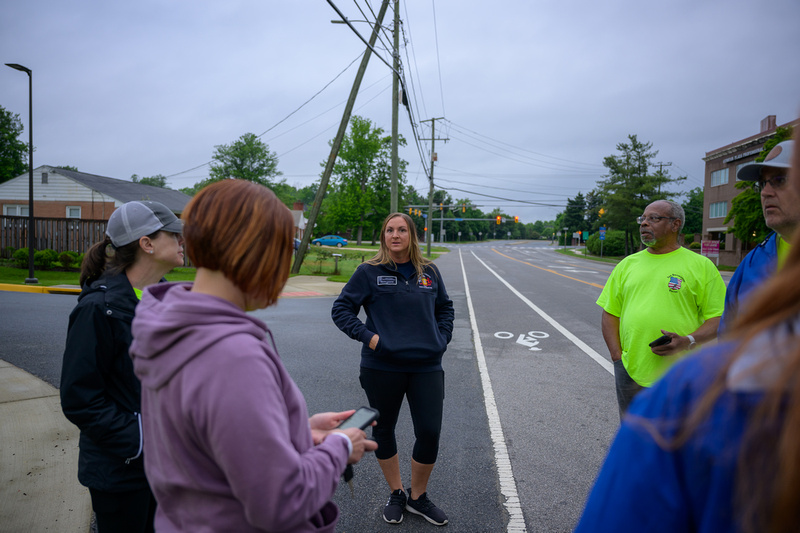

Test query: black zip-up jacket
[332,261,454,372]
[60,272,148,492]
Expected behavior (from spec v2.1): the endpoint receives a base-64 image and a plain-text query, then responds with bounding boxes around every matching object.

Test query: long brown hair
[662,132,800,533]
[79,232,159,288]
[366,212,432,279]
[181,179,294,308]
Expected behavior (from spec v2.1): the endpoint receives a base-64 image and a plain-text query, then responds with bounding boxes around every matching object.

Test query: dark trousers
[359,367,444,464]
[89,486,156,533]
[614,359,644,420]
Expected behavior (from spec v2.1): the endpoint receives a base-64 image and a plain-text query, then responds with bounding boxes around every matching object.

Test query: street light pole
[6,63,37,284]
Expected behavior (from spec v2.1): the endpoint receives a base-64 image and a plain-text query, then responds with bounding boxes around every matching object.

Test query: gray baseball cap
[106,200,183,247]
[737,140,794,181]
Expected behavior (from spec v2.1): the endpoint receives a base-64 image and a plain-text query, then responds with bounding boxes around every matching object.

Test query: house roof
[52,167,192,213]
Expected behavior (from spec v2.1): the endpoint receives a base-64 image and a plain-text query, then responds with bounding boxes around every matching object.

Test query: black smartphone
[649,334,672,348]
[337,407,380,431]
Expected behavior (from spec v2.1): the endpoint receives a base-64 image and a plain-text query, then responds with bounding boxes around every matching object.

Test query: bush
[12,248,29,268]
[34,249,59,269]
[3,246,15,259]
[59,250,80,269]
[586,230,626,256]
[689,241,701,250]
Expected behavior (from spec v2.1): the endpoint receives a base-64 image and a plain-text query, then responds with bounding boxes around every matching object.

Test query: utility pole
[292,0,391,274]
[390,0,400,213]
[653,161,672,194]
[420,117,447,257]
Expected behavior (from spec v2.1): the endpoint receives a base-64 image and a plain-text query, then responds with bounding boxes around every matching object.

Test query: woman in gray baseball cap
[60,200,184,533]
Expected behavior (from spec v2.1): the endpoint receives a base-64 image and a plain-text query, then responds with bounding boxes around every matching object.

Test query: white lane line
[459,249,527,533]
[470,250,613,375]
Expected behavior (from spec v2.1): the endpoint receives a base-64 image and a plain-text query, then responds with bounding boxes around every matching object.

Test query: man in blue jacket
[720,140,799,333]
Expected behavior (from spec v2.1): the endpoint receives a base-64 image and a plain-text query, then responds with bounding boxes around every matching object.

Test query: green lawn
[0,248,450,286]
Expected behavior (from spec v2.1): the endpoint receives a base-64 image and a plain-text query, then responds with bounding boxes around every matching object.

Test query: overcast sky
[2,0,799,224]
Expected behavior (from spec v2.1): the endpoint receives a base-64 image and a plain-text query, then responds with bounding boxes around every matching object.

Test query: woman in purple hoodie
[130,180,377,532]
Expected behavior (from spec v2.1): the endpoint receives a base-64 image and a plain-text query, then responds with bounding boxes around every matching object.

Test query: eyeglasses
[637,215,676,224]
[754,175,788,192]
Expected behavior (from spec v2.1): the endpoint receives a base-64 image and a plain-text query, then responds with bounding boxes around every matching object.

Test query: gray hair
[662,200,685,232]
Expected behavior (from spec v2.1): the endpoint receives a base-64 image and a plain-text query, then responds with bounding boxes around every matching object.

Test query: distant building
[0,166,191,219]
[702,115,798,267]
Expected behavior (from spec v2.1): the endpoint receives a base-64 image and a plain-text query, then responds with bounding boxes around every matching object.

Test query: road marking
[459,249,527,532]
[492,249,605,289]
[471,250,614,375]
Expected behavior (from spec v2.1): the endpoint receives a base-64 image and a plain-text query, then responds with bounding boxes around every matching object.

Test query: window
[710,168,729,187]
[709,201,728,219]
[41,172,48,184]
[66,206,81,219]
[3,204,29,217]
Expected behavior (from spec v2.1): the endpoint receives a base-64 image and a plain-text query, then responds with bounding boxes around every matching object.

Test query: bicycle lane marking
[472,250,613,375]
[458,249,527,533]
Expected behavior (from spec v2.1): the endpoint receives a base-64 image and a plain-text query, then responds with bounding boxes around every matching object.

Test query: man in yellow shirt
[597,200,726,418]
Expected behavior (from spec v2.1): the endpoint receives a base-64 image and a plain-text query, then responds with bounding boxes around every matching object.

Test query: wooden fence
[1,216,106,258]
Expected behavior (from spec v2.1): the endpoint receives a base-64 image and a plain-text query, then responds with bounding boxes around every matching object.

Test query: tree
[563,192,587,235]
[724,125,794,245]
[596,135,685,255]
[209,132,282,186]
[131,173,168,188]
[57,165,79,171]
[682,187,704,235]
[0,105,28,184]
[322,116,406,244]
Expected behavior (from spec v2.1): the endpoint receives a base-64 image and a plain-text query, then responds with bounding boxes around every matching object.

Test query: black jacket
[60,272,148,492]
[332,261,454,372]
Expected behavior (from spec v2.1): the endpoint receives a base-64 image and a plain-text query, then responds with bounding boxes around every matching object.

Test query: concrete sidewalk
[0,275,345,532]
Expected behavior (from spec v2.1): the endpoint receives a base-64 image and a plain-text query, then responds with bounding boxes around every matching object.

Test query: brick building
[702,115,798,266]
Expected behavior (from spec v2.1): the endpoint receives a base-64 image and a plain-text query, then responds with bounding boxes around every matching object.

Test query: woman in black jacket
[332,213,454,526]
[60,200,184,533]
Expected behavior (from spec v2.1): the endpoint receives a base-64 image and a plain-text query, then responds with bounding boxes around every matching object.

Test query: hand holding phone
[649,334,672,348]
[337,406,380,430]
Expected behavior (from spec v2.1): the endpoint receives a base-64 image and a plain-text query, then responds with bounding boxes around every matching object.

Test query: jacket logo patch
[418,274,433,289]
[377,276,397,286]
[668,275,683,292]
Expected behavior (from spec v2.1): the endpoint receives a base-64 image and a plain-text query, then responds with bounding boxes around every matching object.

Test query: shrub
[586,230,626,256]
[12,248,29,268]
[3,246,15,259]
[34,249,59,269]
[59,250,80,268]
[689,241,701,250]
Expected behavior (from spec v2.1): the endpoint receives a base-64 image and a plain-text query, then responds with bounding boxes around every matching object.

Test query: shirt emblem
[377,276,397,286]
[668,275,683,292]
[418,274,433,289]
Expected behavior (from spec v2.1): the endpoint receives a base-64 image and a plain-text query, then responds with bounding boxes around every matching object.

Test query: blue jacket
[575,343,757,533]
[332,261,454,372]
[719,232,778,334]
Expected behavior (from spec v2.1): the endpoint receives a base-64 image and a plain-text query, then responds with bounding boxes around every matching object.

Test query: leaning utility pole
[420,117,447,257]
[390,0,400,213]
[292,0,391,274]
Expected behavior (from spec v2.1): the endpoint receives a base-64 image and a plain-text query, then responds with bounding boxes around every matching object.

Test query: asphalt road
[1,242,677,532]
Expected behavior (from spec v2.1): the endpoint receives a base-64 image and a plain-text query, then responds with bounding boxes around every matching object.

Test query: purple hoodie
[130,283,348,533]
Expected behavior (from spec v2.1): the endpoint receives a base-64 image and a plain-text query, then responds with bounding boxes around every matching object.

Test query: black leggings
[89,486,156,533]
[359,367,444,464]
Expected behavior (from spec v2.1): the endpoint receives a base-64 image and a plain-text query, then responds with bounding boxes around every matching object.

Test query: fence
[1,216,106,258]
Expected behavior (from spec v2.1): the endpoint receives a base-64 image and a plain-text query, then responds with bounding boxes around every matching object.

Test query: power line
[430,0,446,117]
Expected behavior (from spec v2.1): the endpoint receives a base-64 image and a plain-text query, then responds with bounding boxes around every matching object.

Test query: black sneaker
[406,490,448,526]
[383,489,407,524]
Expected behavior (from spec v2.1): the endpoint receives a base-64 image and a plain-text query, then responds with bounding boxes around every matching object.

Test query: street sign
[599,227,606,241]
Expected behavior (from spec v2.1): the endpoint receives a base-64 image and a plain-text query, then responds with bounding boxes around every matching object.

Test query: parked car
[311,235,348,247]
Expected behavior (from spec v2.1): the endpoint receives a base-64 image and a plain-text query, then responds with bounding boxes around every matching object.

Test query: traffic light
[599,208,605,218]
[514,216,519,223]
[439,203,443,211]
[462,203,466,213]
[408,207,413,215]
[496,215,501,225]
